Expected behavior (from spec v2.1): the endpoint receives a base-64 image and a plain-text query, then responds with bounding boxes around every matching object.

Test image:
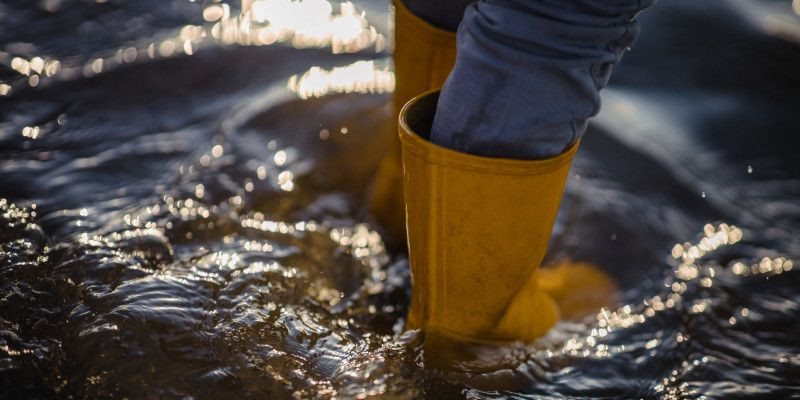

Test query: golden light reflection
[730,257,793,276]
[211,144,224,158]
[288,60,394,99]
[201,0,386,52]
[653,355,710,397]
[277,170,294,191]
[158,40,177,58]
[21,126,40,139]
[90,58,103,74]
[553,220,798,373]
[187,251,245,281]
[238,261,299,279]
[2,54,61,92]
[241,212,319,234]
[163,195,213,221]
[552,223,756,361]
[329,224,387,269]
[203,3,229,22]
[273,150,287,165]
[243,240,274,252]
[671,223,742,267]
[0,0,385,95]
[11,57,31,76]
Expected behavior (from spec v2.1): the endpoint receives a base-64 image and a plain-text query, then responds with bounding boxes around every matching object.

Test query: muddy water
[1,0,799,398]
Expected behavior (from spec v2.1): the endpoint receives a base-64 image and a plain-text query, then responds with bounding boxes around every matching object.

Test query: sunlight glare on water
[288,60,395,99]
[0,0,385,93]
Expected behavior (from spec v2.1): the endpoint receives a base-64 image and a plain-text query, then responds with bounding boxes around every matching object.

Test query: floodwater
[1,0,799,398]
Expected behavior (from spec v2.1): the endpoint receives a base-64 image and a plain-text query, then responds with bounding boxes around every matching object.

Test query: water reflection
[3,55,61,93]
[0,0,385,92]
[288,60,395,99]
[246,0,384,52]
[1,0,799,398]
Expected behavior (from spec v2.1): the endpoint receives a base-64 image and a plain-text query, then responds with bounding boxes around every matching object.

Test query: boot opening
[401,90,439,141]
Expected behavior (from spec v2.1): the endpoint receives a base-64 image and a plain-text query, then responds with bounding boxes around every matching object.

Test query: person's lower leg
[431,0,655,159]
[399,0,655,342]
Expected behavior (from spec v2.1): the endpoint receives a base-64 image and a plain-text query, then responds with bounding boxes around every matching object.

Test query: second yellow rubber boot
[368,0,456,241]
[400,91,582,342]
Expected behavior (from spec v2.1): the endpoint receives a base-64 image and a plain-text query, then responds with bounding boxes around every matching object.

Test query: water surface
[1,0,799,398]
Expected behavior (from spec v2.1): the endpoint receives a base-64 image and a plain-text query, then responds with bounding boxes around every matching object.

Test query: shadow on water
[1,0,799,398]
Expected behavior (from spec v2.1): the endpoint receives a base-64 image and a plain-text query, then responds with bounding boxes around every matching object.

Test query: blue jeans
[403,0,654,159]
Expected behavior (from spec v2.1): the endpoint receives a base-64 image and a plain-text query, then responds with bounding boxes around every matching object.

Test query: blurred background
[1,0,799,398]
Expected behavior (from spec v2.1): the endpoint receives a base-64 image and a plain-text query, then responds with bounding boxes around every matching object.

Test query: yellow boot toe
[539,261,620,321]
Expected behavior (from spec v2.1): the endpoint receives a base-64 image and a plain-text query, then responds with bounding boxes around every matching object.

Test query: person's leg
[399,0,654,342]
[431,0,655,159]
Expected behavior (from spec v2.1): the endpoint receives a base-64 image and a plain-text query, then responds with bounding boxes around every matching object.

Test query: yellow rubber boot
[538,262,619,321]
[400,91,585,342]
[369,0,456,240]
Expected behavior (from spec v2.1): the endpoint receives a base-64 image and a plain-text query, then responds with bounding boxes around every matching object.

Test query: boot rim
[398,90,580,175]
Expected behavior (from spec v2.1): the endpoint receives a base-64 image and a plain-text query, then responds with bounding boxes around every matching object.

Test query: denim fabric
[402,0,654,159]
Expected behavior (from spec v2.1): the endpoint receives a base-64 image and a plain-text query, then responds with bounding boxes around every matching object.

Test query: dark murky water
[1,0,799,398]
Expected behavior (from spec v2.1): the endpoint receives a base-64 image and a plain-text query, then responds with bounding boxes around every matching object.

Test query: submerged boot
[400,91,614,342]
[369,0,456,240]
